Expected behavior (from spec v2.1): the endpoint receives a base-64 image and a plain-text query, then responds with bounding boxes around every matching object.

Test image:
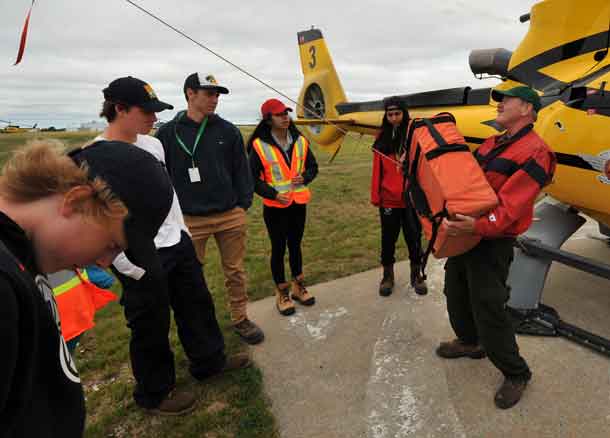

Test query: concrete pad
[248,234,610,438]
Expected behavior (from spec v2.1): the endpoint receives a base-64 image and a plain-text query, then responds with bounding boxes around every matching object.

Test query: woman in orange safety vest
[248,99,318,316]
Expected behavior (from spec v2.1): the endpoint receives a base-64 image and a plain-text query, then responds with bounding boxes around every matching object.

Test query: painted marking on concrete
[287,306,348,341]
[365,259,467,438]
[366,314,423,438]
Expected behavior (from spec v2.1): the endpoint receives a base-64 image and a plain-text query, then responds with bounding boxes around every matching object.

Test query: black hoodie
[0,212,85,437]
[156,111,253,216]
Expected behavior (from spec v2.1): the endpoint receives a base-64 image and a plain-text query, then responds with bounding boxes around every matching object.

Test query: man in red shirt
[436,86,556,409]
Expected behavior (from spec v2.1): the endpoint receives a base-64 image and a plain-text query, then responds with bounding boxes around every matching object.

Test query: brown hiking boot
[436,339,486,359]
[233,319,265,345]
[379,265,394,297]
[494,377,530,409]
[410,264,428,296]
[291,275,315,305]
[196,352,252,382]
[276,282,295,315]
[223,352,252,372]
[146,388,197,416]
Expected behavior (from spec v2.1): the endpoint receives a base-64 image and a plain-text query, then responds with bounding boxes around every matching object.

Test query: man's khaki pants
[185,207,249,324]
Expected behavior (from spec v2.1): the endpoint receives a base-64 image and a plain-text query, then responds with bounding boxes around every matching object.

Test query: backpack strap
[418,208,449,281]
[422,118,470,160]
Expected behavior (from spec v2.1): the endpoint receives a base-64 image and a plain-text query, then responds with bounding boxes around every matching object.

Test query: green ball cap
[491,86,541,112]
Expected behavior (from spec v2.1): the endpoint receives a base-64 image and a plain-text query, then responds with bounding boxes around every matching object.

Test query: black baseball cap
[383,96,409,111]
[183,73,229,95]
[103,76,174,112]
[68,141,173,278]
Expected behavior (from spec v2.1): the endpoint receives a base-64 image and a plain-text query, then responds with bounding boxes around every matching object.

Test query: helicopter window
[563,86,587,108]
[563,85,610,116]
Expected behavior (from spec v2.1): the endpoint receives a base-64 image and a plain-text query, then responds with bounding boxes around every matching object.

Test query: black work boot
[379,265,394,297]
[410,263,428,296]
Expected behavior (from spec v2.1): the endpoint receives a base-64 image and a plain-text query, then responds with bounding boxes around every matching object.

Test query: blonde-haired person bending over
[0,140,172,437]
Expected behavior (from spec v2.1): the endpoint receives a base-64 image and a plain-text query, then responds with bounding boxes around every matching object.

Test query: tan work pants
[184,207,249,324]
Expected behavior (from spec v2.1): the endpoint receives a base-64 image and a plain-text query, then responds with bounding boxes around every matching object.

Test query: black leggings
[263,203,307,284]
[379,207,422,266]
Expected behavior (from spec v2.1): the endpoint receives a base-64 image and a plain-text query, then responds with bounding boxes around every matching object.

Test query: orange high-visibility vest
[49,269,117,341]
[252,135,312,208]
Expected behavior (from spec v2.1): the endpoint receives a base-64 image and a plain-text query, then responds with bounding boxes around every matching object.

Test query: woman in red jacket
[371,97,427,296]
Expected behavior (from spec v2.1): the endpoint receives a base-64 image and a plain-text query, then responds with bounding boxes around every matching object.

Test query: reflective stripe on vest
[293,136,307,185]
[50,269,90,296]
[252,135,312,208]
[255,139,287,188]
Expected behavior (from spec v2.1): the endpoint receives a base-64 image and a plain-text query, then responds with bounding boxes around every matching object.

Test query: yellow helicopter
[0,120,37,134]
[295,0,610,355]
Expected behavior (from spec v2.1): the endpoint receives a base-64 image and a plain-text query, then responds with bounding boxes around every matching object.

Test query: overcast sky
[0,0,536,128]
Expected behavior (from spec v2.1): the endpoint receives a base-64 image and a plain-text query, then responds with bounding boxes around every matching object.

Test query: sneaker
[146,388,197,416]
[233,319,265,345]
[436,339,486,359]
[494,377,529,409]
[276,283,296,316]
[292,275,315,305]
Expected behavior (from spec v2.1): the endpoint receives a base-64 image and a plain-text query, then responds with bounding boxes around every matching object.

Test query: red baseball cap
[261,98,293,117]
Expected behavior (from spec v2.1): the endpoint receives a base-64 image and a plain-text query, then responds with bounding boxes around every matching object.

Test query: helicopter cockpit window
[563,85,610,116]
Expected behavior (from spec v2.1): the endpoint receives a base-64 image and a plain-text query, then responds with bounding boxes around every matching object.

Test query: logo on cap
[203,74,218,85]
[143,84,157,99]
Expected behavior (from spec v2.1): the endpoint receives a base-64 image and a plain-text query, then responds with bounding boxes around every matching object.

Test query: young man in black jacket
[156,73,263,344]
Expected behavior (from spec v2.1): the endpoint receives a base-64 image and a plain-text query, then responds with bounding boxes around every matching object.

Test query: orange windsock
[14,1,36,66]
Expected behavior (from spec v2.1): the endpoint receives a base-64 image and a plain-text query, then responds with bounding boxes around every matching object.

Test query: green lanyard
[175,116,208,166]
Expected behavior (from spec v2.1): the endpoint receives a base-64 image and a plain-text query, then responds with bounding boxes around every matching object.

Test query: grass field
[0,129,412,437]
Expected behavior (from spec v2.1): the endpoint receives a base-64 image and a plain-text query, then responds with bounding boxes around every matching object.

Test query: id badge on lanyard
[188,162,201,183]
[176,116,207,184]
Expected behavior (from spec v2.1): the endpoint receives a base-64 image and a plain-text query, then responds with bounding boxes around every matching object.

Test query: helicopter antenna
[578,17,610,80]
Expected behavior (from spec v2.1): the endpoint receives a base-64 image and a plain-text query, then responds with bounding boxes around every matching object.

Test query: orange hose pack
[404,113,498,262]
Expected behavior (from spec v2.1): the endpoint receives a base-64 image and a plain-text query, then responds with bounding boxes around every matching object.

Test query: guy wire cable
[123,0,401,166]
[122,1,345,133]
